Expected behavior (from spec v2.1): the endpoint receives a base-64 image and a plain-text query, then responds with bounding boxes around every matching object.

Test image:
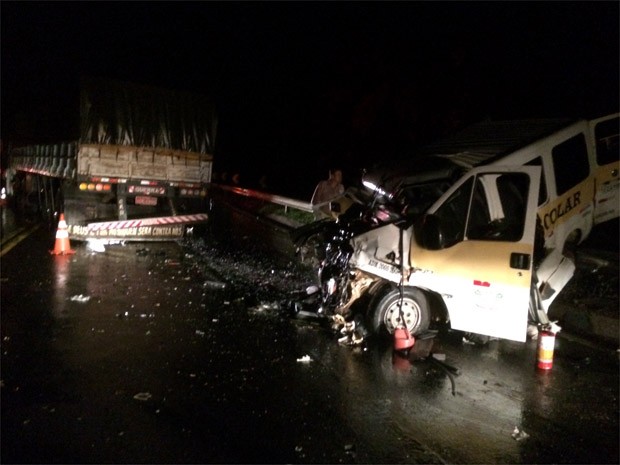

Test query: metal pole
[36,175,43,217]
[49,178,56,218]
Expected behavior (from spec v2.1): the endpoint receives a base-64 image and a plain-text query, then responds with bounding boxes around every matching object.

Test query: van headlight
[362,180,392,199]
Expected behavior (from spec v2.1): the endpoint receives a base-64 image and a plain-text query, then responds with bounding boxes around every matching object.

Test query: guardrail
[211,183,333,214]
[208,183,342,228]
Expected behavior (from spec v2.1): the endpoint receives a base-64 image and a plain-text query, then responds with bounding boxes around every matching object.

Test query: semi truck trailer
[8,77,217,241]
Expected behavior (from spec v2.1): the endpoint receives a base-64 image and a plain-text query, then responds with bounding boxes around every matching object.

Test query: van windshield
[398,180,453,216]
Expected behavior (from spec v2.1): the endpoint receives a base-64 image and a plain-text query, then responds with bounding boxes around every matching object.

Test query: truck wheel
[369,287,430,337]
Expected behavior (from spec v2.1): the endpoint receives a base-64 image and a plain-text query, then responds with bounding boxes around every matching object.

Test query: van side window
[466,173,529,242]
[433,173,529,246]
[526,157,547,206]
[551,134,589,195]
[595,117,619,166]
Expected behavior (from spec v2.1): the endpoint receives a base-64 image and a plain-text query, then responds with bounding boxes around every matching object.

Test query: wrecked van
[293,113,619,342]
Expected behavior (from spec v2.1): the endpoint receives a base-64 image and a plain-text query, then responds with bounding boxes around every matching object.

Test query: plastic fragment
[251,302,280,313]
[86,239,106,252]
[511,426,530,441]
[337,319,365,346]
[305,285,319,295]
[133,392,152,402]
[204,280,226,289]
[261,302,280,310]
[296,355,313,363]
[70,294,91,303]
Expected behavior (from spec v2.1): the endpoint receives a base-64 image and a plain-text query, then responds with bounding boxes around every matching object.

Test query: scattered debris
[338,320,364,346]
[462,332,495,345]
[332,315,365,346]
[250,301,281,313]
[133,392,152,402]
[296,355,313,363]
[290,300,323,320]
[203,280,227,289]
[136,248,150,256]
[262,301,280,310]
[305,285,319,295]
[70,294,91,303]
[549,320,562,334]
[511,426,530,441]
[330,314,346,331]
[86,239,106,252]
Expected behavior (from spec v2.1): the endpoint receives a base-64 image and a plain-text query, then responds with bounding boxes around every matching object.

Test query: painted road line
[1,226,27,244]
[0,224,41,257]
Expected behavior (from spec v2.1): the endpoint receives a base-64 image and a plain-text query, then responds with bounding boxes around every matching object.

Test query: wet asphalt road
[1,207,618,464]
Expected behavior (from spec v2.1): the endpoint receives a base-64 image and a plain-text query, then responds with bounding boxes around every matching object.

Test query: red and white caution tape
[86,213,208,231]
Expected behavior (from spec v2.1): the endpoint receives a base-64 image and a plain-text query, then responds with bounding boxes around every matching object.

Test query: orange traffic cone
[50,213,75,255]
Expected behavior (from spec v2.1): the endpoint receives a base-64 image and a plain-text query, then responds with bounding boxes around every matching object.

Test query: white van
[300,113,619,343]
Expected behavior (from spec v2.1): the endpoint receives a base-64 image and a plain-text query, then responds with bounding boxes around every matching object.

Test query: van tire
[368,287,430,337]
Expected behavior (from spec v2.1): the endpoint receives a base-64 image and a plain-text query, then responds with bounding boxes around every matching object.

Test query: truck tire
[368,287,430,337]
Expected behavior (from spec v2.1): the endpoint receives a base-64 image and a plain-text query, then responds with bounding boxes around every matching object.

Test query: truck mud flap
[67,213,208,241]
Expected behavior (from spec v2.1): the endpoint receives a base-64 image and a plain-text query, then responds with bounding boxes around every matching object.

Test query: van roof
[417,117,577,168]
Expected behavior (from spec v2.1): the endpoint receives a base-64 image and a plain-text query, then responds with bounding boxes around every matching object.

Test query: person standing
[311,168,344,219]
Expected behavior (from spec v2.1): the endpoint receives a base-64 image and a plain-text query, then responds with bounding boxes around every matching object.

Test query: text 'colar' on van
[293,113,618,343]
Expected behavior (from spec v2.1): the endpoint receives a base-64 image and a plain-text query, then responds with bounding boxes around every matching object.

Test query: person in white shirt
[311,168,344,219]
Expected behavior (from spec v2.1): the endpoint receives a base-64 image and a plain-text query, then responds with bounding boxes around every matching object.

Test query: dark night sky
[2,1,618,197]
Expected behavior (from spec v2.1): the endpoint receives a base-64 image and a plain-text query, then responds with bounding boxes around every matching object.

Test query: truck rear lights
[79,182,112,192]
[180,188,204,196]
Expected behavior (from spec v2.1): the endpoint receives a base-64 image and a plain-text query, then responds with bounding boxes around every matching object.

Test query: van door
[412,166,541,342]
[590,113,619,224]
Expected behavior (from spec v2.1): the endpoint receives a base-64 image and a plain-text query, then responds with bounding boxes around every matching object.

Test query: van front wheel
[369,287,430,337]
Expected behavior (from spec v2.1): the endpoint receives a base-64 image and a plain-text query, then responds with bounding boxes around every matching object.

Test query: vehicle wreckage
[292,114,619,345]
